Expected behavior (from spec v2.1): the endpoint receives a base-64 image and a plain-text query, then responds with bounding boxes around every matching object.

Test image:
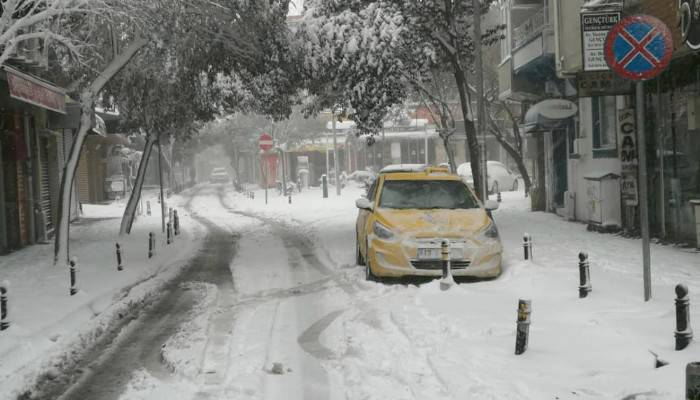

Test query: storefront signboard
[581,11,621,71]
[577,71,632,97]
[5,66,66,114]
[617,108,638,206]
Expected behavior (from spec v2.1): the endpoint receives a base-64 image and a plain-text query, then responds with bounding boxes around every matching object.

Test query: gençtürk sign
[581,11,621,71]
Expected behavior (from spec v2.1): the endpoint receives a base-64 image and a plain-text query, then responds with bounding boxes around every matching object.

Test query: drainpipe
[23,113,35,245]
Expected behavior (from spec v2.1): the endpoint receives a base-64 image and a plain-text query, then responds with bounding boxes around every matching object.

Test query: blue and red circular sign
[604,15,673,81]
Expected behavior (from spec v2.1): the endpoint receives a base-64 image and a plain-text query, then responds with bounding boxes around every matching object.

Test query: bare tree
[0,0,107,66]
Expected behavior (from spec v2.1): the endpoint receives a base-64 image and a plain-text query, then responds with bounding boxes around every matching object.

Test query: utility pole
[472,0,488,201]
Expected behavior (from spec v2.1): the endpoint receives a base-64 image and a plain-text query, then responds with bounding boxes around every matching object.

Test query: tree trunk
[453,67,483,199]
[53,90,94,266]
[491,132,532,193]
[53,38,148,266]
[119,133,156,235]
[157,134,166,233]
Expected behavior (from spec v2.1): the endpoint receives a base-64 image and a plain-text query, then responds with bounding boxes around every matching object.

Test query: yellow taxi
[355,164,502,281]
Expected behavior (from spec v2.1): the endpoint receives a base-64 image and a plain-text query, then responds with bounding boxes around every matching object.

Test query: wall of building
[569,97,622,224]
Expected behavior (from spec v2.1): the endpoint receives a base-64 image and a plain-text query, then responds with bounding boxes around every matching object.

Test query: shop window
[592,96,617,158]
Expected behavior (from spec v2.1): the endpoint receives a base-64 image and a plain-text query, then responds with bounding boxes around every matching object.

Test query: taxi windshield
[378,179,479,209]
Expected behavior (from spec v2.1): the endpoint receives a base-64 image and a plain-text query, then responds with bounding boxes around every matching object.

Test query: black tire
[512,179,518,191]
[356,232,365,266]
[365,239,378,282]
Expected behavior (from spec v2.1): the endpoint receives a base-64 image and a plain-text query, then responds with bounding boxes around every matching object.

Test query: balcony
[512,6,549,50]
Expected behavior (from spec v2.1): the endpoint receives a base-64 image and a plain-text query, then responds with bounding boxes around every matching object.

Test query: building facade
[0,65,80,252]
[498,0,700,245]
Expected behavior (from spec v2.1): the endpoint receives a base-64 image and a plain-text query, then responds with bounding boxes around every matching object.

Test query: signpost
[605,15,673,302]
[259,133,273,204]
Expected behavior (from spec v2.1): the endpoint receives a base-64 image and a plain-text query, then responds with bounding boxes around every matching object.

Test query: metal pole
[636,81,652,301]
[472,0,487,202]
[333,111,341,196]
[657,79,666,239]
[279,148,287,197]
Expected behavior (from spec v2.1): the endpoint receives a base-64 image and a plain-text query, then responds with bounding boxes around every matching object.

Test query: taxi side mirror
[355,198,374,211]
[484,200,499,211]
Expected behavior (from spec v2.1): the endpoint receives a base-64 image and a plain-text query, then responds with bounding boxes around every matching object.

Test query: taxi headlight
[373,221,395,240]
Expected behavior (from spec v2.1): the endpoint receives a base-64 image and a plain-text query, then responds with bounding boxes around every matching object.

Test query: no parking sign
[604,15,673,81]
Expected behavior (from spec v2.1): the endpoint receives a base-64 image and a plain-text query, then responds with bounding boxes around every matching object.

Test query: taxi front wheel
[356,232,365,266]
[365,239,378,282]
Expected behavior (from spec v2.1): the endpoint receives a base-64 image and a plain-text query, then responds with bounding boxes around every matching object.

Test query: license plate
[417,248,440,260]
[417,247,464,260]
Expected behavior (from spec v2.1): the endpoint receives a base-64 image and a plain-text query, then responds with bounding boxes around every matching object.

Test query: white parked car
[457,161,519,194]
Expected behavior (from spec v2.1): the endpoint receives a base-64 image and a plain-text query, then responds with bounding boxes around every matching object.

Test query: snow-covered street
[2,183,699,400]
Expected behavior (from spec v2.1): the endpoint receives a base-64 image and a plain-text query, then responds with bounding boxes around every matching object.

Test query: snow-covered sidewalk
[222,184,700,400]
[0,189,206,400]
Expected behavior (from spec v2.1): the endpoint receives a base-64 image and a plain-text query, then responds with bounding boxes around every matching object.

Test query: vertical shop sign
[618,109,638,206]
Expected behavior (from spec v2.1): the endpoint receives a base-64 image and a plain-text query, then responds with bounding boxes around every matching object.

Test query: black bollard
[148,232,155,258]
[173,210,180,236]
[0,281,9,330]
[441,240,451,280]
[578,252,591,298]
[167,222,172,245]
[116,243,123,271]
[146,200,151,216]
[687,362,700,400]
[288,194,292,204]
[497,192,502,202]
[322,175,328,198]
[523,233,532,261]
[69,258,78,296]
[515,299,531,355]
[675,283,693,351]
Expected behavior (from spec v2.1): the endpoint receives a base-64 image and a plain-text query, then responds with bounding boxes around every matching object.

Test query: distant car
[457,161,519,194]
[355,164,502,281]
[348,170,377,185]
[209,167,229,183]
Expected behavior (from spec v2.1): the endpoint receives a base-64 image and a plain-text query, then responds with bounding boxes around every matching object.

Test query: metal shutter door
[38,137,53,235]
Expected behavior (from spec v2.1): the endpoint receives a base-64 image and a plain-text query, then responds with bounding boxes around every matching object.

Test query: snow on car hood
[376,208,490,236]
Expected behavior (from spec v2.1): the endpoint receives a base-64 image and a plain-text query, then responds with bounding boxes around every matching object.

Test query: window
[592,96,617,158]
[378,180,479,210]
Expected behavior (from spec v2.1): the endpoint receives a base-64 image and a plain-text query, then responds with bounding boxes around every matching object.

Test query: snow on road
[4,182,699,400]
[214,183,699,400]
